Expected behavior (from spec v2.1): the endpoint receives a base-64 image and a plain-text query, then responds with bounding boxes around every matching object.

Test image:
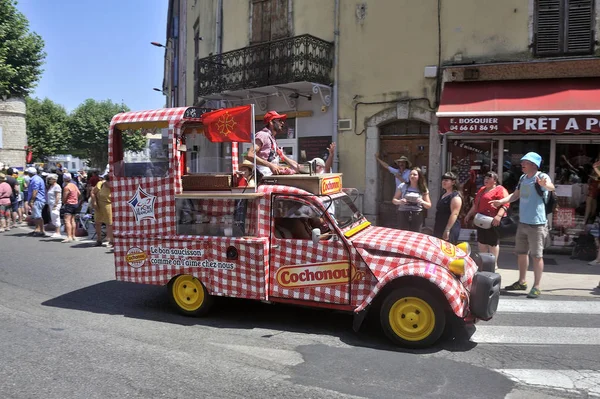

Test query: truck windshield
[321,193,364,229]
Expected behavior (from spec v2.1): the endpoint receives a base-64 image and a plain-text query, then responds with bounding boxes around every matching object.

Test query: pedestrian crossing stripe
[493,369,600,397]
[472,326,600,345]
[498,299,600,314]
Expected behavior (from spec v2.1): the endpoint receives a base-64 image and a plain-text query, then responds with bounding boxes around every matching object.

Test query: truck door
[269,196,351,305]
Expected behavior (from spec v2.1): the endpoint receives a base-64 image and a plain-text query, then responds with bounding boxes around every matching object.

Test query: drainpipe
[215,0,223,55]
[332,0,340,172]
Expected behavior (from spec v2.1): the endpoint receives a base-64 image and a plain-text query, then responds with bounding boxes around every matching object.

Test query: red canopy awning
[437,78,600,134]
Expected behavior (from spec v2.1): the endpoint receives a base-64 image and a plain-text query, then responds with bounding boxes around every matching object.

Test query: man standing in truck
[246,110,298,176]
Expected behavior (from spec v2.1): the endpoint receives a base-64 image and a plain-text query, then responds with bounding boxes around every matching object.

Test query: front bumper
[469,271,501,320]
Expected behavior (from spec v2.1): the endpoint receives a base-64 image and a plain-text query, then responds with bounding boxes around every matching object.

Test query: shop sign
[553,208,576,228]
[439,116,600,134]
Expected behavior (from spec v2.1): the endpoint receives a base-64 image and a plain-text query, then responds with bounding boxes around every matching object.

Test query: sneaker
[504,280,528,291]
[527,287,541,298]
[61,238,72,243]
[588,260,600,266]
[49,233,63,239]
[0,228,4,233]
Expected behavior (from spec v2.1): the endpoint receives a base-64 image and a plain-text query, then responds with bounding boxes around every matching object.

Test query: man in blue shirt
[490,152,555,299]
[26,167,47,237]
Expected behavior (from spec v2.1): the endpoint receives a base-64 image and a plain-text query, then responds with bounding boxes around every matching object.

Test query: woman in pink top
[0,173,12,232]
[61,173,81,242]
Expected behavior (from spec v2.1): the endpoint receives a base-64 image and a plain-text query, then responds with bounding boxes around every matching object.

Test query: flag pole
[251,104,256,191]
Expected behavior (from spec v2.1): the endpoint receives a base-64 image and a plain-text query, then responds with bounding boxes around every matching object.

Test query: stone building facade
[0,98,27,169]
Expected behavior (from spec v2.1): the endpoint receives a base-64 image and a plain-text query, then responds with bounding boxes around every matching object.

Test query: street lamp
[151,41,168,49]
[153,88,165,93]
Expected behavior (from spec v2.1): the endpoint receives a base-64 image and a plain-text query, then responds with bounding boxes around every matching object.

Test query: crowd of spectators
[0,165,112,248]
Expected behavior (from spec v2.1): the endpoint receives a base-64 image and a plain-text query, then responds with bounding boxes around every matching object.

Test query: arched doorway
[377,120,430,228]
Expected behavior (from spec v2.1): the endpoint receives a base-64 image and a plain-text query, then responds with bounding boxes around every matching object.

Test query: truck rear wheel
[169,275,212,316]
[380,287,446,348]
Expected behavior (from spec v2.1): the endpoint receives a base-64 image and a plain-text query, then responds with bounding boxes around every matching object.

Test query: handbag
[496,215,518,238]
[473,213,494,229]
[42,204,51,224]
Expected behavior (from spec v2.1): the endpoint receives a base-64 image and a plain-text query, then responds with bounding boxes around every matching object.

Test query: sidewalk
[496,246,600,298]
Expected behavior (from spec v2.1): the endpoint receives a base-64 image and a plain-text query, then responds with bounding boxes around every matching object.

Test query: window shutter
[251,0,271,44]
[535,0,563,55]
[270,0,290,40]
[566,0,594,54]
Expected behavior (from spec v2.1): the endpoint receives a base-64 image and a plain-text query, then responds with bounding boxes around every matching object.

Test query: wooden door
[378,137,429,228]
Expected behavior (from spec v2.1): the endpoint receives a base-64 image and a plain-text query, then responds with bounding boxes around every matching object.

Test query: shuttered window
[534,0,595,56]
[251,0,290,44]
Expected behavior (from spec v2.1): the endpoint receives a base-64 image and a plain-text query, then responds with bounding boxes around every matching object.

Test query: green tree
[26,97,70,162]
[0,0,46,98]
[69,99,145,168]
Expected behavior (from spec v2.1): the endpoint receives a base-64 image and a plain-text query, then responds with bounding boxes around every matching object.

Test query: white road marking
[471,326,600,345]
[495,369,600,397]
[498,299,600,314]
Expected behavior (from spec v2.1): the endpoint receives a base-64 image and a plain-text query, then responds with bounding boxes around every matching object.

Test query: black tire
[168,275,213,316]
[380,286,446,348]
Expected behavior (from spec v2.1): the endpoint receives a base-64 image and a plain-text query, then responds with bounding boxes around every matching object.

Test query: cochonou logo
[127,185,157,222]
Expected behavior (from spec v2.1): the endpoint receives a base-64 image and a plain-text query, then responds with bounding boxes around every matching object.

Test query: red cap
[264,110,287,125]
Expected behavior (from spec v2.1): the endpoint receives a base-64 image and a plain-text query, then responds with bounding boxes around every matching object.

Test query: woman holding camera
[392,167,431,232]
[433,172,463,244]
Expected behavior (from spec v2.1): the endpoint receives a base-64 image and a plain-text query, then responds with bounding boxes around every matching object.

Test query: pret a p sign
[128,185,157,223]
[439,115,600,134]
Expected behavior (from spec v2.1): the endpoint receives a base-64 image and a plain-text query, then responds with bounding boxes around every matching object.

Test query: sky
[15,0,169,113]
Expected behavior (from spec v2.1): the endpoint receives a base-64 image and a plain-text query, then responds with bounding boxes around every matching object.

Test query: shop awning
[437,78,600,134]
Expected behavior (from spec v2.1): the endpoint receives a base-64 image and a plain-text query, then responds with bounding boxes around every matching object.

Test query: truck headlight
[448,258,465,276]
[456,242,471,257]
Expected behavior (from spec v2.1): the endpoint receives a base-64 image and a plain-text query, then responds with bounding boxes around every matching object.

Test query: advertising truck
[108,104,501,348]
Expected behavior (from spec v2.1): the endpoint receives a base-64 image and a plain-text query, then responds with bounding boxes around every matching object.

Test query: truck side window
[113,127,170,178]
[273,199,321,240]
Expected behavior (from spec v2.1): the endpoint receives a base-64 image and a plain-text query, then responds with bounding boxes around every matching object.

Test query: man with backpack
[490,152,555,299]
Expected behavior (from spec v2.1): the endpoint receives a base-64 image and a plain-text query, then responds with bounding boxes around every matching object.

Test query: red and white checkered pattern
[114,236,267,299]
[347,226,476,316]
[110,107,191,128]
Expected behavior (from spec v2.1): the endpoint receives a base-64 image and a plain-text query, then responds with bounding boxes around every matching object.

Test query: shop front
[437,78,600,249]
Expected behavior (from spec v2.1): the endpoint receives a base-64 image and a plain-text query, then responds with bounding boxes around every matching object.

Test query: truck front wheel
[169,275,212,316]
[380,287,446,348]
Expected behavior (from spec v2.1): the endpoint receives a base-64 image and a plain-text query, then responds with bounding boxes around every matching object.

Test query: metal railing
[195,34,334,97]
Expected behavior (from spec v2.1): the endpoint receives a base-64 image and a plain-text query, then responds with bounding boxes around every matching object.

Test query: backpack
[518,173,558,215]
[571,233,597,261]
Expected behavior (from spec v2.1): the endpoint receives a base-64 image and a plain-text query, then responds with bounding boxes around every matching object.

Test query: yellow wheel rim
[172,275,205,312]
[388,296,436,342]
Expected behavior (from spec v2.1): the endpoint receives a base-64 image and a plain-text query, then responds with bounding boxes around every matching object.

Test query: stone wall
[0,98,27,169]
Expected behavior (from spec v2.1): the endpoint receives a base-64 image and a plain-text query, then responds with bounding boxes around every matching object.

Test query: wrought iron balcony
[195,34,333,97]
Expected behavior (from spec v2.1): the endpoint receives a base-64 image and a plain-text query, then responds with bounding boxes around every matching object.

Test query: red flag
[201,105,252,143]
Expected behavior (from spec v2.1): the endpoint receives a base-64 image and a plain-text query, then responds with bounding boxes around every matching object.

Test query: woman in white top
[392,167,432,232]
[46,174,63,239]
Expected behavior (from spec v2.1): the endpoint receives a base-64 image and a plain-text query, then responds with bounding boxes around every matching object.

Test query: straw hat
[240,160,254,170]
[394,156,412,167]
[0,173,6,182]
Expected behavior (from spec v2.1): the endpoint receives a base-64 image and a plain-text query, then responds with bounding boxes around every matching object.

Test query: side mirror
[311,228,321,244]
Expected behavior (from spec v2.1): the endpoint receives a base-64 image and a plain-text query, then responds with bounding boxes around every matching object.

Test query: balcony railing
[195,34,334,97]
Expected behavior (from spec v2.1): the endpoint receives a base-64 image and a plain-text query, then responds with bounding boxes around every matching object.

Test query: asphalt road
[1,226,599,399]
